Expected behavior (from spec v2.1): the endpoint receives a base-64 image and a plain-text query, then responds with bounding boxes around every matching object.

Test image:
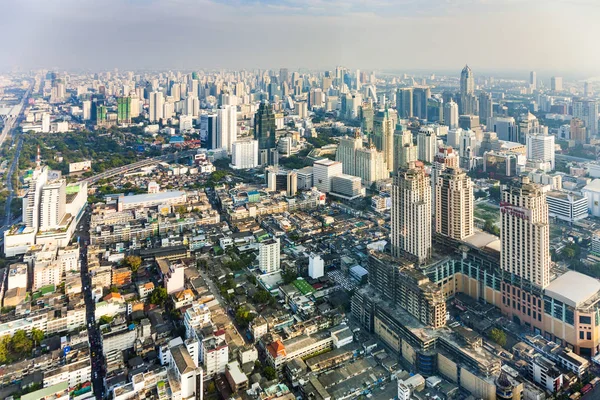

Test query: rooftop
[120,190,186,205]
[171,344,196,374]
[545,270,600,308]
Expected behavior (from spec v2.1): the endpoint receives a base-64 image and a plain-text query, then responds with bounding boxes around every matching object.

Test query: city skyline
[2,0,600,76]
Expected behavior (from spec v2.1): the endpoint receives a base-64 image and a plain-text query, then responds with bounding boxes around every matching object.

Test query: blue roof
[350,265,368,277]
[170,136,185,143]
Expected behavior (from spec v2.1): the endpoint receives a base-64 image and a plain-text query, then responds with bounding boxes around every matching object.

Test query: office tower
[336,131,363,176]
[435,168,473,240]
[287,171,298,197]
[254,101,277,165]
[163,101,174,120]
[394,130,417,171]
[490,116,518,142]
[446,128,463,149]
[23,158,49,230]
[309,88,323,108]
[217,105,237,152]
[526,132,555,171]
[185,94,199,116]
[294,101,308,119]
[82,100,91,121]
[200,114,218,149]
[478,91,493,125]
[551,76,563,91]
[231,140,259,169]
[573,98,599,138]
[360,103,374,134]
[396,88,413,118]
[356,69,361,90]
[530,71,537,90]
[313,159,343,193]
[259,238,280,273]
[570,118,587,143]
[42,113,50,133]
[391,161,432,263]
[443,99,459,129]
[460,65,476,115]
[149,91,164,123]
[458,129,478,169]
[117,96,131,124]
[355,144,388,185]
[130,93,140,118]
[585,81,593,97]
[501,176,550,288]
[417,126,436,163]
[373,109,395,172]
[170,82,181,102]
[412,87,430,119]
[40,179,66,231]
[431,146,459,216]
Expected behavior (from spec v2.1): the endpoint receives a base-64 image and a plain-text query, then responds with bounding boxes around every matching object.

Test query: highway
[0,86,30,149]
[2,134,23,227]
[555,153,597,163]
[81,150,197,185]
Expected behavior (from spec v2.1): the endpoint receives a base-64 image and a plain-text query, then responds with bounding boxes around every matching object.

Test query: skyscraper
[396,88,413,118]
[478,91,493,125]
[529,71,537,90]
[355,144,388,185]
[117,96,131,124]
[435,167,473,240]
[570,118,587,143]
[254,101,277,164]
[200,114,218,149]
[443,99,459,129]
[573,98,599,138]
[217,105,237,153]
[412,87,430,119]
[373,109,395,172]
[417,126,436,163]
[551,76,563,91]
[40,179,66,231]
[394,130,417,171]
[149,91,164,123]
[526,131,555,171]
[391,161,432,263]
[335,131,363,176]
[460,65,476,115]
[501,177,550,288]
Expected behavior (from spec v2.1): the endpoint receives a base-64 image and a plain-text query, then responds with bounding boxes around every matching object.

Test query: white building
[526,132,555,171]
[231,140,259,169]
[170,344,200,399]
[546,191,587,223]
[40,179,66,231]
[217,105,237,153]
[313,159,343,193]
[158,260,185,294]
[417,126,436,163]
[491,116,518,142]
[582,179,600,217]
[149,91,164,123]
[259,238,280,274]
[202,331,228,379]
[529,355,563,393]
[443,99,459,129]
[330,174,364,200]
[308,254,324,279]
[7,263,28,290]
[355,145,388,185]
[179,114,194,131]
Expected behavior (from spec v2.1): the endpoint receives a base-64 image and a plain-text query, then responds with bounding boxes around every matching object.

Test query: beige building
[355,144,388,185]
[391,162,431,263]
[335,131,363,177]
[435,168,474,240]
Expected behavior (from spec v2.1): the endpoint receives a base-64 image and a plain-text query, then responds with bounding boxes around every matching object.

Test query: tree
[561,246,576,260]
[99,315,114,325]
[149,287,168,306]
[122,255,142,272]
[282,270,297,285]
[110,285,119,293]
[235,306,255,328]
[263,366,277,380]
[207,381,216,393]
[31,328,44,347]
[11,330,33,355]
[0,336,10,364]
[253,290,271,304]
[489,186,501,201]
[483,220,500,236]
[475,190,487,199]
[489,328,507,347]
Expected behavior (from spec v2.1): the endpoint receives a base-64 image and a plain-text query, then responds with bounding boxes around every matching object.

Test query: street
[77,208,106,399]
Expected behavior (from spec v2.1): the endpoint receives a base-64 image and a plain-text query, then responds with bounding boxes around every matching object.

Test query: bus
[581,384,592,395]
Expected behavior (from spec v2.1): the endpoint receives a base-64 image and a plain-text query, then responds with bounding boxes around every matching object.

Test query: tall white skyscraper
[259,238,281,274]
[417,126,436,163]
[573,98,599,137]
[500,177,550,288]
[42,113,50,133]
[435,168,473,240]
[394,131,417,171]
[313,159,343,193]
[530,71,537,90]
[217,105,237,152]
[526,132,555,171]
[39,179,66,231]
[149,91,164,123]
[130,93,140,118]
[443,99,459,129]
[335,131,363,176]
[355,144,388,185]
[231,140,259,169]
[82,100,91,121]
[23,164,49,230]
[391,161,432,264]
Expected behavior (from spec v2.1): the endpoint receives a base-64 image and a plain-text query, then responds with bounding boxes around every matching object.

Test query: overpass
[80,150,198,185]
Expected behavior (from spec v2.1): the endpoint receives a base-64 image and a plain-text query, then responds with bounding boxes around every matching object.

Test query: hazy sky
[2,0,600,76]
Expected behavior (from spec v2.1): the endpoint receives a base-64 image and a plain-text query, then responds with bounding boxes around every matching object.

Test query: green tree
[31,328,44,347]
[235,306,255,328]
[0,336,10,363]
[11,330,33,355]
[253,290,271,304]
[263,366,277,380]
[99,315,114,325]
[475,190,488,199]
[489,186,501,201]
[122,255,142,272]
[149,287,168,306]
[282,270,297,284]
[489,328,507,347]
[207,381,216,393]
[561,246,576,259]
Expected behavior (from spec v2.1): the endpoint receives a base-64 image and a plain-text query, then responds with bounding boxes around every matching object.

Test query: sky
[1,0,600,77]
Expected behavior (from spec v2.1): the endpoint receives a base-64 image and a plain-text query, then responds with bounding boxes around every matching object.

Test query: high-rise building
[443,99,459,129]
[335,131,363,176]
[231,140,259,169]
[40,179,66,231]
[478,91,493,125]
[373,109,395,172]
[313,159,343,193]
[491,116,518,142]
[396,88,413,118]
[217,105,237,152]
[130,93,140,118]
[460,65,476,115]
[570,118,587,143]
[355,144,388,185]
[417,126,436,163]
[117,96,131,124]
[279,68,289,85]
[391,161,432,264]
[254,101,277,164]
[149,91,164,123]
[412,87,430,119]
[526,132,555,171]
[435,168,473,240]
[360,103,374,134]
[572,98,598,137]
[259,238,281,274]
[23,162,49,230]
[82,100,91,121]
[287,171,298,197]
[551,76,563,92]
[530,71,537,90]
[394,130,417,171]
[500,176,550,288]
[200,114,218,149]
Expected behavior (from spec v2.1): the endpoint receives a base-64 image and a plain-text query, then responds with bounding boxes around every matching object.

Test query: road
[0,85,30,149]
[2,134,23,227]
[556,153,596,163]
[77,209,106,399]
[81,150,197,185]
